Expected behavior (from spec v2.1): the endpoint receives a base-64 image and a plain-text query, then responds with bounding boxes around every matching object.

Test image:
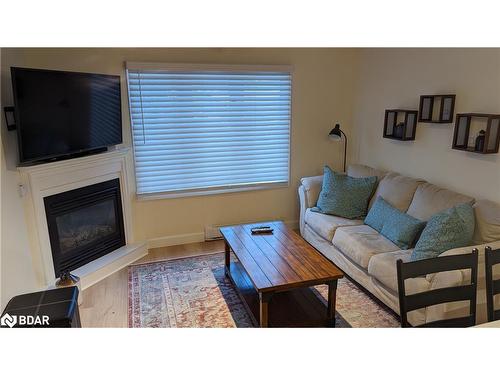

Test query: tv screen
[11,67,122,164]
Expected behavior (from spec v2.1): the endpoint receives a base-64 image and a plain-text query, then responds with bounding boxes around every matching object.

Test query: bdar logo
[1,313,17,328]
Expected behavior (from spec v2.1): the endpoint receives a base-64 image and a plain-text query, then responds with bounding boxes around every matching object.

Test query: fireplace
[44,178,126,277]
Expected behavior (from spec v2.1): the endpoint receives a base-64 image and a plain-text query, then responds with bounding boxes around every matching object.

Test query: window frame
[125,62,293,200]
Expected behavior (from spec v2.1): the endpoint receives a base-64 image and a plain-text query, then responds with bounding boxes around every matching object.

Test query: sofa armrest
[298,175,323,236]
[300,175,323,208]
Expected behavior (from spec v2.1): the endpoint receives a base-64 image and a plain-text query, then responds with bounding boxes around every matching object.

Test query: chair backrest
[396,250,478,328]
[485,246,500,322]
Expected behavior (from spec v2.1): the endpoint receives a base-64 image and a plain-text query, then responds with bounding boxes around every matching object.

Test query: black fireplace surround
[44,178,126,277]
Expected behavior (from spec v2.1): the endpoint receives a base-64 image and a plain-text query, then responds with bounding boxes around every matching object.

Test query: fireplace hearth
[44,178,126,277]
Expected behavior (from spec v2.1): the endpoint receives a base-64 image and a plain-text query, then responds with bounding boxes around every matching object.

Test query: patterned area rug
[128,252,399,328]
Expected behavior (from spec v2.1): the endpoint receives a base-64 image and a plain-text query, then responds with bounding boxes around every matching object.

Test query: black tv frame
[11,67,123,165]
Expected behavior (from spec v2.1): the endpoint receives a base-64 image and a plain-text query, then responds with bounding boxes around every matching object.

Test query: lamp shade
[329,123,342,140]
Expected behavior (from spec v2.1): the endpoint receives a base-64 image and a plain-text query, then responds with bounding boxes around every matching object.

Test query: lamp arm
[340,130,347,173]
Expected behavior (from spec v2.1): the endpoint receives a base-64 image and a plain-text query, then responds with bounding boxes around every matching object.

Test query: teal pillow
[411,203,475,261]
[378,201,426,250]
[313,166,377,219]
[365,197,392,232]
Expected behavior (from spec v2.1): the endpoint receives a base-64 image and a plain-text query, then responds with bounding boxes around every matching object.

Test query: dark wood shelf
[452,146,494,154]
[387,109,417,112]
[383,109,418,141]
[422,120,453,124]
[419,94,455,123]
[452,113,500,154]
[383,134,413,142]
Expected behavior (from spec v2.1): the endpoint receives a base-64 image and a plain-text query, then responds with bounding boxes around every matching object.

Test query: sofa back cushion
[406,183,475,221]
[314,166,377,219]
[347,164,386,181]
[371,172,425,212]
[473,199,500,244]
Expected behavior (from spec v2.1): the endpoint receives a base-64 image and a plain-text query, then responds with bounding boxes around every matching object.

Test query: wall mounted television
[11,67,123,164]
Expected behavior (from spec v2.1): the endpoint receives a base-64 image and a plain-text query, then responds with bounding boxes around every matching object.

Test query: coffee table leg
[327,280,338,328]
[224,241,230,277]
[259,292,272,328]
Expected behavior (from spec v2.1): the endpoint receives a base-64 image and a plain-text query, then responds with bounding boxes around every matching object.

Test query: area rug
[128,252,399,328]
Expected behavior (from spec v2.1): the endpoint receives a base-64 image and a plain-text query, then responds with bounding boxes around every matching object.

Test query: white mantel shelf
[18,147,148,290]
[18,147,131,174]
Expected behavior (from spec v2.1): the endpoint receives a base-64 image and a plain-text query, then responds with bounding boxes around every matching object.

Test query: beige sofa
[299,164,500,325]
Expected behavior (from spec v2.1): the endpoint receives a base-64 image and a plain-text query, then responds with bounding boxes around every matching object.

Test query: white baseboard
[147,219,299,250]
[147,232,205,249]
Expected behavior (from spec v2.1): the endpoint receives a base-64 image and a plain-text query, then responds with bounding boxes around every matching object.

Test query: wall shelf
[452,113,500,154]
[383,109,418,141]
[418,94,456,123]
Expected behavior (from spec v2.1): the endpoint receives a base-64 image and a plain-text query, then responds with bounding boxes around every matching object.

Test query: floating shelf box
[383,109,418,141]
[418,94,456,123]
[452,113,500,154]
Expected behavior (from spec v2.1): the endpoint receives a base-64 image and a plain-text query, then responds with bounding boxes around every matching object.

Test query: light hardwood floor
[79,240,224,327]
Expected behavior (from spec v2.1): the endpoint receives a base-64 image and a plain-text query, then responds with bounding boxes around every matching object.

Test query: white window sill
[135,181,290,201]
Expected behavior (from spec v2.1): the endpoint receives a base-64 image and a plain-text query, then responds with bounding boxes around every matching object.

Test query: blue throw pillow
[411,203,475,261]
[366,197,425,249]
[379,202,426,250]
[365,197,392,232]
[313,166,377,220]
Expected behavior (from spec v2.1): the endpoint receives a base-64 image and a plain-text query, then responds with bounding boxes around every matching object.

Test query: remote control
[251,226,274,235]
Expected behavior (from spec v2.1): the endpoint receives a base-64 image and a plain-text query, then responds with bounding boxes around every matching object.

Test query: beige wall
[1,50,39,309]
[0,48,358,294]
[353,48,500,202]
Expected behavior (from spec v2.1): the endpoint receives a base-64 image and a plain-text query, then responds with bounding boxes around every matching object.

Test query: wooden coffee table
[220,221,343,327]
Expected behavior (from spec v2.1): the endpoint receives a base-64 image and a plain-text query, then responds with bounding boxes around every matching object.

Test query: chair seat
[332,225,401,269]
[304,208,362,242]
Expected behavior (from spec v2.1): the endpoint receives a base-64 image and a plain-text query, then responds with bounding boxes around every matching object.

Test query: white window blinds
[126,63,292,196]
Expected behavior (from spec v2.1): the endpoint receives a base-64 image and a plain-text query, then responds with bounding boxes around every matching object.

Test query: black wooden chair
[485,246,500,322]
[396,249,478,327]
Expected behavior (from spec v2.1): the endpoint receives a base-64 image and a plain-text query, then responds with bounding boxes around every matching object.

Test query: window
[126,63,292,198]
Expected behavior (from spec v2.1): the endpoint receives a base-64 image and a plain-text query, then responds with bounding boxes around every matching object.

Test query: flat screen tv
[11,67,123,164]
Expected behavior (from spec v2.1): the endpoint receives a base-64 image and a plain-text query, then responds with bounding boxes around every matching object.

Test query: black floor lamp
[329,123,348,172]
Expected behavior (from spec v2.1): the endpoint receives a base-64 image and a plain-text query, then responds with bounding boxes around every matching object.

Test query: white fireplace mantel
[18,147,147,289]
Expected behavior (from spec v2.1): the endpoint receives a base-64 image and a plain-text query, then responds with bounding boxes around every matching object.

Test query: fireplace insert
[44,178,126,277]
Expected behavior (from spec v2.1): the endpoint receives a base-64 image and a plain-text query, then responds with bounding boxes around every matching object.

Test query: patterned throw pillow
[365,197,392,232]
[411,203,475,261]
[365,197,425,249]
[379,202,426,250]
[312,166,377,220]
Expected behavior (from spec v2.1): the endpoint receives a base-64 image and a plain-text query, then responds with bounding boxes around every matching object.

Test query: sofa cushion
[473,199,500,244]
[368,249,430,294]
[332,225,401,269]
[314,166,377,219]
[411,203,475,261]
[406,183,475,221]
[304,208,362,242]
[371,172,425,212]
[347,164,386,181]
